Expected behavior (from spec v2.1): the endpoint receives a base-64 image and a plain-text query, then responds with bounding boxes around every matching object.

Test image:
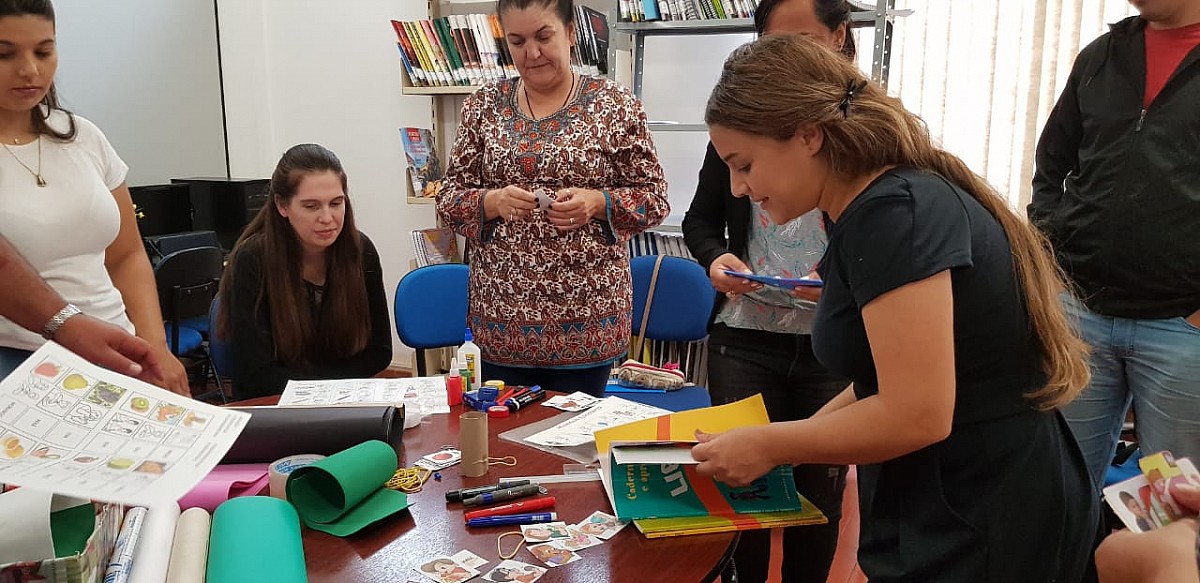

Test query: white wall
[54,0,227,185]
[218,0,439,366]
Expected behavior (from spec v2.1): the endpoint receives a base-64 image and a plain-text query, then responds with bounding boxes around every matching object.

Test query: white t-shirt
[0,111,134,351]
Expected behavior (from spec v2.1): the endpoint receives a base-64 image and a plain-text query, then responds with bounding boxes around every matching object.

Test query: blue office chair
[630,255,715,344]
[154,246,223,356]
[207,297,234,395]
[612,255,717,411]
[394,264,469,376]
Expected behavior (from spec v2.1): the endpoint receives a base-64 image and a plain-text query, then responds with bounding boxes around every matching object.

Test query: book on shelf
[411,227,461,266]
[399,127,445,199]
[392,15,519,87]
[576,5,610,75]
[619,0,760,21]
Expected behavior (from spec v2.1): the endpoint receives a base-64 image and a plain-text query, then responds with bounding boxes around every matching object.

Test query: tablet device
[723,270,824,288]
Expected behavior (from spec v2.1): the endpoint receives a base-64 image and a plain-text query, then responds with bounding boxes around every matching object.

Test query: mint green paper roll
[207,496,306,583]
[286,439,409,536]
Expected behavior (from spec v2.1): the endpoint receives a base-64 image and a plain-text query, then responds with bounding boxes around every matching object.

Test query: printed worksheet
[524,397,668,447]
[0,342,249,506]
[278,377,450,414]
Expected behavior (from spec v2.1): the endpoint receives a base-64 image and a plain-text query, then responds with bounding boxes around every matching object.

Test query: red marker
[464,496,557,522]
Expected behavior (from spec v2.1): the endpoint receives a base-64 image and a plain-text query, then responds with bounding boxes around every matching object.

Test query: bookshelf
[615,1,907,97]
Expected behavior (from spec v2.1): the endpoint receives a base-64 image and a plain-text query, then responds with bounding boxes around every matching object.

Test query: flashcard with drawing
[558,526,602,550]
[482,560,546,583]
[448,550,488,571]
[575,510,628,540]
[526,543,580,568]
[414,554,480,583]
[520,522,571,543]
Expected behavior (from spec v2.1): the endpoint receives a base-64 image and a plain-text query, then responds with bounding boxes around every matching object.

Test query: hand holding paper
[691,427,778,489]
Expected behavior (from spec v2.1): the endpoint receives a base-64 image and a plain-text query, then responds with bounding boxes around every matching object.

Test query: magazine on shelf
[399,127,445,199]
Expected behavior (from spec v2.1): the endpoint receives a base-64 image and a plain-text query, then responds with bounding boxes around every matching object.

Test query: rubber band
[486,456,518,466]
[497,531,526,560]
[385,466,432,493]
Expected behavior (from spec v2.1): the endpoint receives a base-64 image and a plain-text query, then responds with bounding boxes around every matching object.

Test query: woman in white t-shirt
[0,0,188,394]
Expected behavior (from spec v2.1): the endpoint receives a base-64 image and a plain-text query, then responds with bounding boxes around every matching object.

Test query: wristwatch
[41,303,82,340]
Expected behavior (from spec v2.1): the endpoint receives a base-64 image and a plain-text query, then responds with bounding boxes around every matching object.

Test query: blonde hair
[706,34,1089,409]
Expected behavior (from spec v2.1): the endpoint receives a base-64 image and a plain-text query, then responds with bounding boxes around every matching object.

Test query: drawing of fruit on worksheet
[123,394,153,417]
[29,444,64,460]
[1,433,28,459]
[180,411,209,429]
[153,402,186,425]
[86,381,126,408]
[59,371,96,392]
[32,360,63,382]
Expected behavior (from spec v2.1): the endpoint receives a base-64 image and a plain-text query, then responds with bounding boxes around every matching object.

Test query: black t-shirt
[813,166,1043,424]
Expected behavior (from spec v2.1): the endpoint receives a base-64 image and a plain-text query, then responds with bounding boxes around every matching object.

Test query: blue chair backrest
[394,264,470,349]
[208,296,234,378]
[630,255,716,342]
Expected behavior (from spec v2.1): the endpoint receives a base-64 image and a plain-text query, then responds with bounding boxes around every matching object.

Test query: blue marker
[462,483,541,506]
[466,512,558,527]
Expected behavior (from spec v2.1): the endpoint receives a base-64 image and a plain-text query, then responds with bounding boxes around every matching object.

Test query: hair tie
[839,79,869,118]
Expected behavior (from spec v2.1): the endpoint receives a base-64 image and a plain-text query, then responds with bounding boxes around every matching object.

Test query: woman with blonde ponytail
[690,34,1100,582]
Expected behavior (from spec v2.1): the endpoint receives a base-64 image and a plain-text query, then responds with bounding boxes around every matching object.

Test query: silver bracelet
[41,304,82,340]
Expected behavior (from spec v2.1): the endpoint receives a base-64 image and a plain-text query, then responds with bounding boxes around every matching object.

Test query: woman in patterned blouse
[436,0,669,396]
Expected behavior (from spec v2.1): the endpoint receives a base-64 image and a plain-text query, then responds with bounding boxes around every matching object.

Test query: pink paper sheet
[177,464,270,512]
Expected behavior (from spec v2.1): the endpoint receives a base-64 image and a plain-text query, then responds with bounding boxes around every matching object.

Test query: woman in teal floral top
[437,0,668,396]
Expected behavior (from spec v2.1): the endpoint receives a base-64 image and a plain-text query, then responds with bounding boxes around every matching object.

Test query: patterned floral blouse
[437,76,669,368]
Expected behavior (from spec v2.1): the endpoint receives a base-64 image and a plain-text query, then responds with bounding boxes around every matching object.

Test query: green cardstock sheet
[286,439,410,536]
[49,503,95,558]
[207,496,307,583]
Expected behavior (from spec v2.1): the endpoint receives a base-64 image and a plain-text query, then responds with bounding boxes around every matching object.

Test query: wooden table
[232,396,737,582]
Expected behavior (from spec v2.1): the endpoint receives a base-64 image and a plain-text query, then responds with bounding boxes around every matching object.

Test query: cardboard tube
[460,411,489,477]
[165,507,210,583]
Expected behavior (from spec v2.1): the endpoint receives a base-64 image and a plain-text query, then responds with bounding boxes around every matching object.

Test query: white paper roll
[268,454,325,499]
[165,507,210,583]
[128,502,181,583]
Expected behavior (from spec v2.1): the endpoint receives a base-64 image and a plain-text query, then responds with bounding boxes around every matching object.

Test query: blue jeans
[0,347,33,379]
[480,362,614,397]
[707,324,849,583]
[1061,296,1200,493]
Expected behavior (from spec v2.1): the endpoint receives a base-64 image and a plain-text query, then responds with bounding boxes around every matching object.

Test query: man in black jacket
[1030,1,1200,493]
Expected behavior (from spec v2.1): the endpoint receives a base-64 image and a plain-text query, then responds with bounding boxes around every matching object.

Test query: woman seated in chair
[217,144,392,399]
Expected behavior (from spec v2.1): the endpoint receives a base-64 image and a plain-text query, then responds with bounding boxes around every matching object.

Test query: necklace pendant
[36,175,46,187]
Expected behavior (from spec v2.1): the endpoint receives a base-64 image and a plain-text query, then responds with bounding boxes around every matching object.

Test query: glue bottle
[446,358,463,406]
[456,328,482,391]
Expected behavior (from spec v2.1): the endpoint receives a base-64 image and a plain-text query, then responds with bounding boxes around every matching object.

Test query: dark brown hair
[0,0,76,140]
[497,0,575,26]
[706,35,1090,409]
[218,144,369,367]
[754,0,856,59]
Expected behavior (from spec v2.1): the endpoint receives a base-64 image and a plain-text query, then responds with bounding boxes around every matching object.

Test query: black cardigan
[225,232,393,398]
[681,142,751,321]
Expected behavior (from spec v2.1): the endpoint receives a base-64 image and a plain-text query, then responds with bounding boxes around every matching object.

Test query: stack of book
[391,15,517,88]
[572,5,610,76]
[594,395,828,538]
[619,0,759,22]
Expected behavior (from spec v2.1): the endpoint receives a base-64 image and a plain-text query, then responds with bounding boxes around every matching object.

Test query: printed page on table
[0,342,249,506]
[594,394,770,455]
[278,377,449,414]
[522,397,670,448]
